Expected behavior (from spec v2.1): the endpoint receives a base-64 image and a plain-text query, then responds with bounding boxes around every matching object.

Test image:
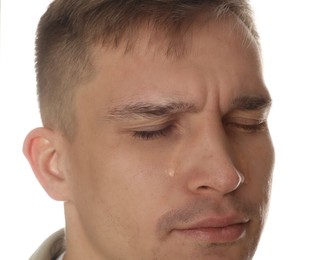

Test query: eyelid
[224,117,266,125]
[224,106,270,124]
[132,124,175,140]
[223,116,268,133]
[126,120,175,132]
[229,108,270,120]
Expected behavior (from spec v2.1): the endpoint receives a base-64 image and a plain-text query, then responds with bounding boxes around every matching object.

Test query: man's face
[63,18,274,259]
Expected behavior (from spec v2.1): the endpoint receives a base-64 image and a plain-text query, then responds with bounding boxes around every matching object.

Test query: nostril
[189,168,245,195]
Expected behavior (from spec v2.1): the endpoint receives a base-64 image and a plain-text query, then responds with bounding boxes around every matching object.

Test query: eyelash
[225,121,267,133]
[132,120,267,140]
[133,125,174,140]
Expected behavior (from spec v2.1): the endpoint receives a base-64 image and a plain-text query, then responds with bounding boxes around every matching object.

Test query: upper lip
[178,215,250,230]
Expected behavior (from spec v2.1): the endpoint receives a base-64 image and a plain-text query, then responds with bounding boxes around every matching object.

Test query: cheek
[234,134,274,201]
[65,138,176,257]
[232,136,274,243]
[69,137,173,231]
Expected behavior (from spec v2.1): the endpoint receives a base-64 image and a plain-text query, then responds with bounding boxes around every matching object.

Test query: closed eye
[226,121,267,132]
[224,117,268,133]
[133,124,175,140]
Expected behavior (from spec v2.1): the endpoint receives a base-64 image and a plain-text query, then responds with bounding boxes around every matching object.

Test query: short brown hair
[36,0,258,138]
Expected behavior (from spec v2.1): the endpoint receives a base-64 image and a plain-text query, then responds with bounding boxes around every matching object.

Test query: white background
[1,1,313,259]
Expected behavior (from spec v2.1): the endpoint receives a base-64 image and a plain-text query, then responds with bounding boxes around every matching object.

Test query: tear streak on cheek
[165,168,175,177]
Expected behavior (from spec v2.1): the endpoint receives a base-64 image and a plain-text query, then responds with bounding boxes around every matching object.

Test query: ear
[23,127,70,201]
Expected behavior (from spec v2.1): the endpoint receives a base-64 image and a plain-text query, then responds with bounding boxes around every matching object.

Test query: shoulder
[29,229,65,260]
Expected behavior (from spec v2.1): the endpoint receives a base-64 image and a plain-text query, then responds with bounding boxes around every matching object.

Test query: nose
[181,124,244,195]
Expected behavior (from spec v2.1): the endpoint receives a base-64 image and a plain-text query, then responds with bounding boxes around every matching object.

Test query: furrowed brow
[106,101,198,120]
[232,95,272,111]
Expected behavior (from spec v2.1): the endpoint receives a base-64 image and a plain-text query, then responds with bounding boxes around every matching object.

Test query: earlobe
[23,127,70,201]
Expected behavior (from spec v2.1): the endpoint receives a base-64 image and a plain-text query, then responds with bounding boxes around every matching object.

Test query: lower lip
[175,223,247,243]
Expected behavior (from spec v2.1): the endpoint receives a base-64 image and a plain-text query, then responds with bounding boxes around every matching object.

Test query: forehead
[89,16,261,81]
[90,13,258,61]
[78,16,265,116]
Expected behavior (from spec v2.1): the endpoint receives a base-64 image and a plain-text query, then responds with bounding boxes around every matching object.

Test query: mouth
[172,216,250,244]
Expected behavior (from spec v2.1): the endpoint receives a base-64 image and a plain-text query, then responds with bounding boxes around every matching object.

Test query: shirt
[29,229,65,260]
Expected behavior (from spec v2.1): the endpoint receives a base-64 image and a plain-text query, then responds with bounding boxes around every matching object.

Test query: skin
[24,17,274,260]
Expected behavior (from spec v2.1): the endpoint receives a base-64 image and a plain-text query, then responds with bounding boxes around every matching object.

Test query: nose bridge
[181,121,242,195]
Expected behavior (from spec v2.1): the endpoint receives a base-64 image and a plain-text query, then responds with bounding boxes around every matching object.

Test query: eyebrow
[104,95,271,121]
[232,95,272,110]
[105,101,198,120]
